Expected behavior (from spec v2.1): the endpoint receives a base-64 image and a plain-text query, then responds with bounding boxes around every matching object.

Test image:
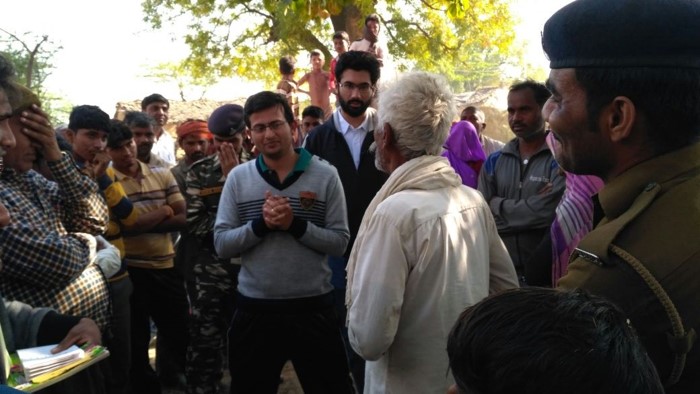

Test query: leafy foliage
[0,30,71,124]
[142,0,519,90]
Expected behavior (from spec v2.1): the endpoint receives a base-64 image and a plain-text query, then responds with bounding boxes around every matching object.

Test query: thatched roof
[455,87,512,143]
[114,87,512,143]
[114,98,247,136]
[454,87,509,110]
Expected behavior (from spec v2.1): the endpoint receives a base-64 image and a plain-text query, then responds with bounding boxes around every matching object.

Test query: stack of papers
[16,345,85,381]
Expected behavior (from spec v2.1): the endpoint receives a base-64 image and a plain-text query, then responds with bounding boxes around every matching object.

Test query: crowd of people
[0,0,699,393]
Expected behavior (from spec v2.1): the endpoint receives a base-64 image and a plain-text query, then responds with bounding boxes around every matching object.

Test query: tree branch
[0,28,32,53]
[0,29,51,87]
[406,21,456,51]
[419,0,445,11]
[24,35,50,87]
[241,3,272,19]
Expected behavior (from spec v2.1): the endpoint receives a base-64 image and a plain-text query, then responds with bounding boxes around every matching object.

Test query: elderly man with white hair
[346,72,519,394]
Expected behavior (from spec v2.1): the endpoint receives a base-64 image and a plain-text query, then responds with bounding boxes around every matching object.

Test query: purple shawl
[442,121,486,188]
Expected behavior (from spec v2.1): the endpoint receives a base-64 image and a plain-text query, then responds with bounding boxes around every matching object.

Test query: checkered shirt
[0,153,111,329]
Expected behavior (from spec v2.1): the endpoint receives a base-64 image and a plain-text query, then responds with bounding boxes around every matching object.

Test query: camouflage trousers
[185,253,239,394]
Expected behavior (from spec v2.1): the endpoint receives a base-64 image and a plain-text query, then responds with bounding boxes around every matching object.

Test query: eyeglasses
[250,120,288,133]
[339,82,373,94]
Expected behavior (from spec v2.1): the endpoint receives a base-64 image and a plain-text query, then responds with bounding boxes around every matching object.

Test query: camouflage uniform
[184,153,240,394]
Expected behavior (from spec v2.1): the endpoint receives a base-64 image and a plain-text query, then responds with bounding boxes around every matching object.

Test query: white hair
[377,71,455,160]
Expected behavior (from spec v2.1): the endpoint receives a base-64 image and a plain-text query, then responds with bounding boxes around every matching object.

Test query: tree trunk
[331,5,363,41]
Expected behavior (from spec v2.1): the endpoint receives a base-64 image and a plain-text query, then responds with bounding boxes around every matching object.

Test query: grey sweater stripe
[214,155,349,299]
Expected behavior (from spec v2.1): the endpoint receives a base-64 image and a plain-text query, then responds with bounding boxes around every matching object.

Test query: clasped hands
[262,191,293,231]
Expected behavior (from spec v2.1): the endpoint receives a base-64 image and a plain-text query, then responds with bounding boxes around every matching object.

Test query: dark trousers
[128,266,189,394]
[102,275,133,394]
[228,292,354,394]
[329,255,365,393]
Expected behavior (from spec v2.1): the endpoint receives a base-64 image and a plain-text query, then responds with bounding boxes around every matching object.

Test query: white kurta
[348,184,518,394]
[152,130,177,167]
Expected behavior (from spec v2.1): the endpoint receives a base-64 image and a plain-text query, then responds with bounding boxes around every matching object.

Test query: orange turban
[176,119,212,141]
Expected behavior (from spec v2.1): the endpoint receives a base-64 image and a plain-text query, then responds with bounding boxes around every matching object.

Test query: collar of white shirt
[336,109,371,136]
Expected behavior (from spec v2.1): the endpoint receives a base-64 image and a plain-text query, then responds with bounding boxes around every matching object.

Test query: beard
[137,144,153,161]
[338,95,371,118]
[369,141,387,173]
[189,151,206,162]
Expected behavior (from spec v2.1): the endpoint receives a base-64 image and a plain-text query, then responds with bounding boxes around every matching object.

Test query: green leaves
[0,30,71,124]
[141,0,520,91]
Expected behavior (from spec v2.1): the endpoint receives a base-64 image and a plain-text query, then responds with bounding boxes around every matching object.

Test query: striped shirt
[112,162,184,269]
[97,169,140,281]
[551,173,603,284]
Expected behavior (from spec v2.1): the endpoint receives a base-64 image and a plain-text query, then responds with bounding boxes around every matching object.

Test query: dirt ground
[277,362,305,394]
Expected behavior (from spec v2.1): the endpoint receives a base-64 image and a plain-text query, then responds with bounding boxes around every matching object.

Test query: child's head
[365,14,381,37]
[333,31,350,55]
[279,55,296,76]
[309,49,325,70]
[301,105,324,134]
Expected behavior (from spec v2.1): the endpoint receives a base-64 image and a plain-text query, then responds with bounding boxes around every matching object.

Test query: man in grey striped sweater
[214,91,354,394]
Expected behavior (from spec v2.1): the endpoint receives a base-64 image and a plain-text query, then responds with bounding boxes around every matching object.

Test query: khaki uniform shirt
[558,142,700,393]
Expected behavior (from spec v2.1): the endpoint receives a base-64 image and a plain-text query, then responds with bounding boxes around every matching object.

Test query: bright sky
[2,0,571,119]
[511,0,574,70]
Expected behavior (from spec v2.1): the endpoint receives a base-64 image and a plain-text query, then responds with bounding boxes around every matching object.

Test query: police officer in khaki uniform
[541,1,700,392]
